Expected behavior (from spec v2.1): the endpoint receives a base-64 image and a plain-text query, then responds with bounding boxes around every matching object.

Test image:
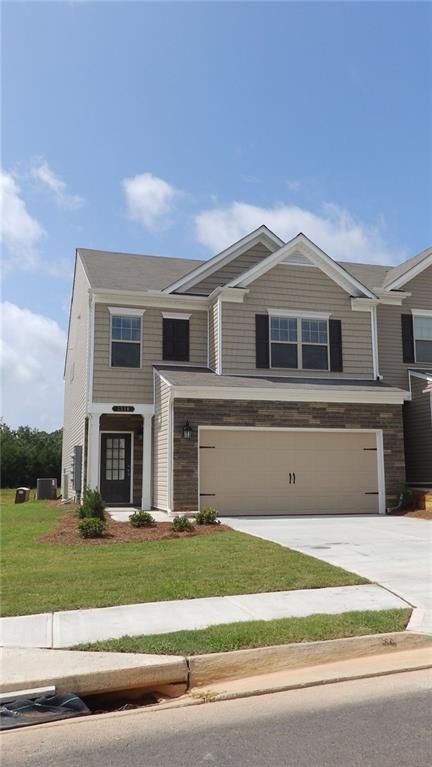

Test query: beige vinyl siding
[404,376,432,484]
[222,265,374,378]
[377,266,432,389]
[93,304,207,403]
[152,374,171,510]
[185,243,272,295]
[61,257,90,498]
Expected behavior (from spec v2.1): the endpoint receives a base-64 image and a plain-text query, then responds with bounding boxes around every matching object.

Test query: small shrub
[172,515,194,533]
[79,488,106,520]
[195,507,220,525]
[129,511,155,528]
[78,518,106,539]
[399,485,414,510]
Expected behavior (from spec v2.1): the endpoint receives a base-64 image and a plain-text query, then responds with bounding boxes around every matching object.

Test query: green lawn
[1,492,367,617]
[77,609,411,655]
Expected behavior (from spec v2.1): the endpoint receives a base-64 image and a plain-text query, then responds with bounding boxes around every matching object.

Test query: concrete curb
[187,631,432,687]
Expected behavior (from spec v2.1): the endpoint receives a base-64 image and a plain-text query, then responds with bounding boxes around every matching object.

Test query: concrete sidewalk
[1,584,409,649]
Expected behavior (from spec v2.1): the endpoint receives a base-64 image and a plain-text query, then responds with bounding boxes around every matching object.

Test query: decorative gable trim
[227,233,376,299]
[384,249,432,290]
[163,225,284,294]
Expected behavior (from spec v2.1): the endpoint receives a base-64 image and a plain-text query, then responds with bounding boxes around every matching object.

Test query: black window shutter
[401,314,415,363]
[329,319,343,372]
[256,314,269,368]
[163,318,189,361]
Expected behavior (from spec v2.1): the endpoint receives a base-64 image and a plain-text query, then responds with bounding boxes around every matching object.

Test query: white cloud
[1,170,45,270]
[0,303,66,430]
[195,200,401,265]
[122,172,181,230]
[30,158,85,210]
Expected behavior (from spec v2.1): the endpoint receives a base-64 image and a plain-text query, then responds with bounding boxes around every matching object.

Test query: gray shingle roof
[155,366,403,392]
[79,248,204,292]
[336,262,391,290]
[78,244,431,295]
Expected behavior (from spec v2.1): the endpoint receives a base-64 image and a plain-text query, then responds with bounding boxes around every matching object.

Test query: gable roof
[79,248,203,292]
[383,246,432,290]
[337,262,391,291]
[227,233,377,298]
[163,225,284,294]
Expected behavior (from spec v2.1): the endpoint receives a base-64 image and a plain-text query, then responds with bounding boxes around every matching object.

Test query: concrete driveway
[225,515,432,633]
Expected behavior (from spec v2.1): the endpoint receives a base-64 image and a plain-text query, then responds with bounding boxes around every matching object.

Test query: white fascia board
[384,251,432,290]
[228,234,376,299]
[208,286,249,303]
[163,226,284,294]
[90,289,209,312]
[170,385,409,405]
[267,308,331,319]
[373,289,411,304]
[408,369,432,382]
[351,298,377,312]
[89,402,155,415]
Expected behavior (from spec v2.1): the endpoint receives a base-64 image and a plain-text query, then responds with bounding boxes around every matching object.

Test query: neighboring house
[62,227,432,516]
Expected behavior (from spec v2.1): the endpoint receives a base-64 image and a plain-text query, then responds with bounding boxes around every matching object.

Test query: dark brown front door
[100,433,132,504]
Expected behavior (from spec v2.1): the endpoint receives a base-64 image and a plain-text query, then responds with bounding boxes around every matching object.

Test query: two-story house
[62,227,432,516]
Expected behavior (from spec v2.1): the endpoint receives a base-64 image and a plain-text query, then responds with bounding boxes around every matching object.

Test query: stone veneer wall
[172,399,405,512]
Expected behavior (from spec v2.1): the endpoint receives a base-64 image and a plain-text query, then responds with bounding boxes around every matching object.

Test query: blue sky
[1,1,431,429]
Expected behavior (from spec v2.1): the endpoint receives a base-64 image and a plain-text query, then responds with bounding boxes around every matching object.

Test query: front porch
[86,403,154,509]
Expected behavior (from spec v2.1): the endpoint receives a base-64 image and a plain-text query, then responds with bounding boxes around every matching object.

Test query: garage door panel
[199,429,379,516]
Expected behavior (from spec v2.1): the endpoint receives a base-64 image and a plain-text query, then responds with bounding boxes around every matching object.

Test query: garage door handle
[289,473,292,484]
[293,472,296,484]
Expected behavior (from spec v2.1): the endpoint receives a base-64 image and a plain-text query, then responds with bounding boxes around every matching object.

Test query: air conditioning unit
[36,478,57,500]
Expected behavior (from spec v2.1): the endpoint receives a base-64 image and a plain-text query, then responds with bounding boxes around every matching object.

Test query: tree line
[0,422,62,489]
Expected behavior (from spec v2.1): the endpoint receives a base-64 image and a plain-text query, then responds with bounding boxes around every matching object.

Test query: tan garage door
[199,429,380,515]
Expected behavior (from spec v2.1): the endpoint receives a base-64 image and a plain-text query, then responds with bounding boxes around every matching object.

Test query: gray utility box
[36,478,57,500]
[15,487,30,504]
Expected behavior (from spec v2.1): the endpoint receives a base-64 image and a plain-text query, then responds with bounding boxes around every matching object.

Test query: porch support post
[87,413,100,490]
[141,414,152,509]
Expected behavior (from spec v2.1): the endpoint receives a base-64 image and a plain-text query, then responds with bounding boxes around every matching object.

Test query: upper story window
[162,313,190,361]
[413,313,432,363]
[109,308,144,368]
[270,314,329,370]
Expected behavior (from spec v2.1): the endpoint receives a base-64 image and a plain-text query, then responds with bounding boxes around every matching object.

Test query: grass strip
[77,609,412,655]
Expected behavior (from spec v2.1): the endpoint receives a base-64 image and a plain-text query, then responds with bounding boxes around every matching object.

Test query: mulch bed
[39,511,231,545]
[388,508,432,520]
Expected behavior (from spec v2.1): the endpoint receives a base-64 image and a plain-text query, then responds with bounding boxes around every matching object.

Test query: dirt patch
[39,511,231,545]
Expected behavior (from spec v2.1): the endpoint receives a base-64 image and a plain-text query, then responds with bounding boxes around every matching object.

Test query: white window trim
[108,307,146,317]
[269,314,330,372]
[109,312,143,369]
[267,308,331,320]
[161,312,192,320]
[412,310,432,364]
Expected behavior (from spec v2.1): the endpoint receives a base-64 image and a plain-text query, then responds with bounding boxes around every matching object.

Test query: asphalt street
[2,670,431,767]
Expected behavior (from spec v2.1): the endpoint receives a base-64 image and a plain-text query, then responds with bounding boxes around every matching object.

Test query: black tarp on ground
[0,692,90,730]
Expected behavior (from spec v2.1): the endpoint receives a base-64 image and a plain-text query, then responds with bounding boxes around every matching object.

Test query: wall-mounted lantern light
[182,420,192,440]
